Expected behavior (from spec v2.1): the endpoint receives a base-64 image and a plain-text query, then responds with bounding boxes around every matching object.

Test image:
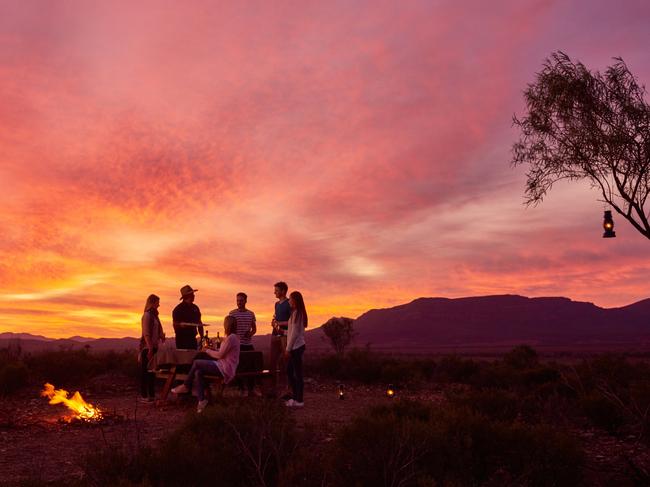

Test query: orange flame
[41,383,103,422]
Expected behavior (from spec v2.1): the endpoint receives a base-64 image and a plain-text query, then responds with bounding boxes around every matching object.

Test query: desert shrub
[100,350,140,378]
[522,366,560,385]
[470,363,522,389]
[580,392,625,432]
[83,445,154,487]
[562,355,650,435]
[328,400,583,487]
[327,400,434,487]
[520,382,579,425]
[629,382,650,441]
[449,381,578,427]
[151,399,298,487]
[81,400,299,487]
[307,349,435,385]
[433,355,480,383]
[25,349,104,384]
[276,423,329,487]
[471,364,561,391]
[574,354,640,391]
[447,388,520,422]
[24,349,138,385]
[503,345,539,369]
[0,361,29,395]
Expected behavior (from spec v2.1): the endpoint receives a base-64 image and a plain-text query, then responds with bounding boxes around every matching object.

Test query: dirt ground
[0,374,649,485]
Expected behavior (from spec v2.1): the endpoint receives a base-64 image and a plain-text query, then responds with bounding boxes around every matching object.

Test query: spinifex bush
[307,348,435,384]
[83,444,154,487]
[24,349,138,385]
[433,355,480,384]
[151,399,298,487]
[81,399,300,487]
[469,362,561,391]
[447,388,521,422]
[328,400,583,487]
[0,361,29,395]
[503,345,539,370]
[563,355,650,436]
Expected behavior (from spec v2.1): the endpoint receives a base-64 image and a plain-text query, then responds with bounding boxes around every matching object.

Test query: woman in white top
[139,294,165,403]
[172,315,241,413]
[285,291,307,407]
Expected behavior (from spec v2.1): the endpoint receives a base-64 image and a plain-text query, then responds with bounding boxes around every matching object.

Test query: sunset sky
[1,0,649,339]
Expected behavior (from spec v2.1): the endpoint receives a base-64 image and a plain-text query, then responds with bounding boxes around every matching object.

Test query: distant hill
[0,334,139,353]
[315,295,650,351]
[0,332,55,342]
[2,295,649,353]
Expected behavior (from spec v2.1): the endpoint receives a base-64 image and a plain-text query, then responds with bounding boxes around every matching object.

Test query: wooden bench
[156,351,273,401]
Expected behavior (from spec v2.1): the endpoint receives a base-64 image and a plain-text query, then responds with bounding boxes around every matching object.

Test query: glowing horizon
[1,1,649,339]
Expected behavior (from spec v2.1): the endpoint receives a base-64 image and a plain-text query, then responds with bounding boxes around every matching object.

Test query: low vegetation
[3,343,650,485]
[78,398,582,487]
[0,346,138,394]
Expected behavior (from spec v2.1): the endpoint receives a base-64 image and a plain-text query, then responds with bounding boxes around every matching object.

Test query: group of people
[138,282,307,412]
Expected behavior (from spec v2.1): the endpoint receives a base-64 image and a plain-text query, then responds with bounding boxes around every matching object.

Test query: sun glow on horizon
[0,1,649,339]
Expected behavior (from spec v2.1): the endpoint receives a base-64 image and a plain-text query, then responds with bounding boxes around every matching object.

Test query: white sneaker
[171,384,189,394]
[197,399,208,413]
[285,399,305,408]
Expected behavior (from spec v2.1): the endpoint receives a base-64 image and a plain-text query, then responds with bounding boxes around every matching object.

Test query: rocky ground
[0,374,649,485]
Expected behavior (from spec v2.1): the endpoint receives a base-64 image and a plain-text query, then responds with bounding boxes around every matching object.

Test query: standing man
[229,292,258,395]
[172,284,204,349]
[270,281,290,398]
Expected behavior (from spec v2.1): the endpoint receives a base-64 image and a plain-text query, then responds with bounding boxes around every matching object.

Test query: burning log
[41,383,103,423]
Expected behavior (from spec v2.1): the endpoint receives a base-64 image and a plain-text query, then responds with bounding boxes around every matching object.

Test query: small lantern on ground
[603,210,616,238]
[386,384,395,398]
[338,383,345,400]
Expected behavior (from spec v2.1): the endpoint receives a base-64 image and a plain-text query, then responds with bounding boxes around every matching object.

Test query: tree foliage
[321,317,355,355]
[512,51,650,239]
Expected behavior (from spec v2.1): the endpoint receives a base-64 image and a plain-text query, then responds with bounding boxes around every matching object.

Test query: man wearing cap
[172,285,204,349]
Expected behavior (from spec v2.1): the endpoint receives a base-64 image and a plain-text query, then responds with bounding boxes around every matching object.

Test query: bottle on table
[216,331,222,350]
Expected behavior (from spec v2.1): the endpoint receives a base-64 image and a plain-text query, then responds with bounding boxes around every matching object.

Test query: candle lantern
[386,384,395,398]
[338,384,345,400]
[603,210,616,238]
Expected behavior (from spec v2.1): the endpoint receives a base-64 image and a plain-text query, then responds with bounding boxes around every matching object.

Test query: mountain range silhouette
[3,295,649,352]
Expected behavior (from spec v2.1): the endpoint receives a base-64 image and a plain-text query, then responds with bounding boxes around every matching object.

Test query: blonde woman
[172,315,241,413]
[139,294,165,403]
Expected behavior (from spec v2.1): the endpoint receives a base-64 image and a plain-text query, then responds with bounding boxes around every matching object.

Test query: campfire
[41,383,103,423]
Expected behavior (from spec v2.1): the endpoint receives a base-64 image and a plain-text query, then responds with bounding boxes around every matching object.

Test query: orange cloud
[0,1,648,338]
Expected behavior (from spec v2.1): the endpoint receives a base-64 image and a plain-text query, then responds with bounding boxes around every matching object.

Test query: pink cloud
[0,0,648,337]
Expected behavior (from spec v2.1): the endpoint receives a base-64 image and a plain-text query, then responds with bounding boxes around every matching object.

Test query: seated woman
[171,315,240,412]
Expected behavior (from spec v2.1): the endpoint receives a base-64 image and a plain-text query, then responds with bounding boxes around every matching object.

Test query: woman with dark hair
[285,291,307,407]
[171,316,241,413]
[139,294,165,403]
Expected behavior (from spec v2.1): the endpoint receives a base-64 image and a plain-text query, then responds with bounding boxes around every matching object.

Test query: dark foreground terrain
[1,346,650,486]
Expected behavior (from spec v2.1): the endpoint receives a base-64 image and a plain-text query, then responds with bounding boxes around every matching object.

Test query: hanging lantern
[603,210,616,238]
[338,384,345,400]
[386,384,395,398]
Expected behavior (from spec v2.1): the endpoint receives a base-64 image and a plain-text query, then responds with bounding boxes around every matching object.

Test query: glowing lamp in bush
[386,384,395,398]
[602,210,616,238]
[338,384,345,400]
